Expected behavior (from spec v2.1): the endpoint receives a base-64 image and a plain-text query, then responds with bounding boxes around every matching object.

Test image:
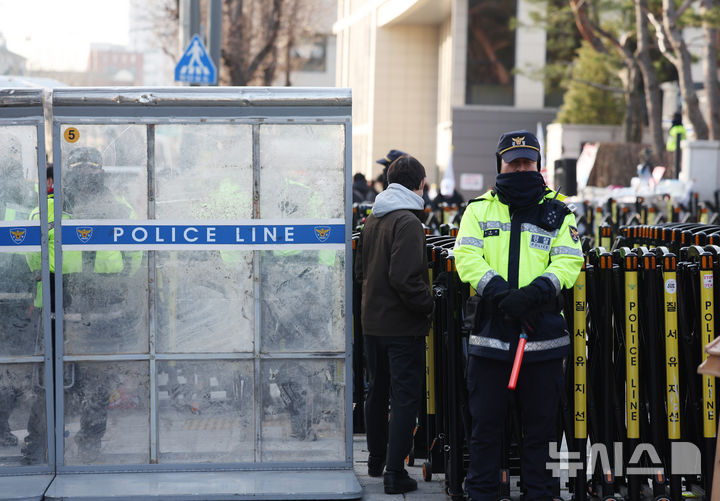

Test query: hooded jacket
[354,183,433,337]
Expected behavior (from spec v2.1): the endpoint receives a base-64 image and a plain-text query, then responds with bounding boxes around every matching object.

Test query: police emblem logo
[512,136,525,146]
[569,225,579,243]
[9,228,26,244]
[76,227,94,243]
[314,226,331,242]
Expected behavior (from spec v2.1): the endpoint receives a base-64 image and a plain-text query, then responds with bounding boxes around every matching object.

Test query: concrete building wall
[452,106,557,200]
[450,0,467,109]
[435,16,454,182]
[336,6,375,180]
[335,0,554,185]
[373,25,439,180]
[514,0,546,109]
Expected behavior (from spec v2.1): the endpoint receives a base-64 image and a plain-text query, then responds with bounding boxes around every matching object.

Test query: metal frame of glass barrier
[42,87,359,500]
[0,89,54,499]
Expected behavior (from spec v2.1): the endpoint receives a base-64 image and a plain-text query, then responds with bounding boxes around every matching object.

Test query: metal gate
[0,87,359,500]
[0,89,55,500]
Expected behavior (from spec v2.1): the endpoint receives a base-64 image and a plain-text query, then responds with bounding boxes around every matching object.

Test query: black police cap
[496,130,541,170]
[376,149,407,167]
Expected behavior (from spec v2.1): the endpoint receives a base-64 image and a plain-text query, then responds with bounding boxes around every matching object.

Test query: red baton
[508,332,528,390]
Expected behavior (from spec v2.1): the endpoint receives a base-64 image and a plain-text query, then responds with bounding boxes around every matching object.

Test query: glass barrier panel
[157,360,254,463]
[63,361,149,465]
[155,250,254,354]
[60,124,147,220]
[259,250,345,353]
[259,124,344,219]
[0,363,46,466]
[260,359,345,462]
[154,124,253,220]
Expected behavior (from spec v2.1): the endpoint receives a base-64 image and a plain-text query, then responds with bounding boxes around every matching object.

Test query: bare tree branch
[646,11,679,66]
[244,0,283,82]
[569,77,625,93]
[677,0,695,18]
[569,0,607,52]
[659,0,709,138]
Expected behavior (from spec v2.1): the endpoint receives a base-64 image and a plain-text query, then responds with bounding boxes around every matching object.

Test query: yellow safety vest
[27,194,140,307]
[666,125,687,152]
[454,189,584,361]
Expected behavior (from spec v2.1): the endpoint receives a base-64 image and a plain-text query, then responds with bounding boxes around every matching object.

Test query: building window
[466,0,516,106]
[291,35,327,73]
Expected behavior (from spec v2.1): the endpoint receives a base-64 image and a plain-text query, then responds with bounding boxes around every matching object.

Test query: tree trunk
[661,0,709,139]
[569,3,644,141]
[635,0,665,161]
[625,63,644,143]
[702,0,720,139]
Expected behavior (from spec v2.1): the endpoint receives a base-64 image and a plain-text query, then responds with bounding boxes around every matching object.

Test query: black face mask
[494,171,545,208]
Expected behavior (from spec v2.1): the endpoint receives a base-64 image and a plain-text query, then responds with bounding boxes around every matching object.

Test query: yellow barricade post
[573,261,588,501]
[699,252,716,495]
[662,253,682,501]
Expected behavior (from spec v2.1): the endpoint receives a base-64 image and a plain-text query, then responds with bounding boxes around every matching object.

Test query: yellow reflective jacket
[666,124,687,152]
[27,194,141,307]
[454,189,583,361]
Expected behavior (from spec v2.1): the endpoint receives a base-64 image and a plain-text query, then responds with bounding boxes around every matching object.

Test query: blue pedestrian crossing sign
[175,34,217,85]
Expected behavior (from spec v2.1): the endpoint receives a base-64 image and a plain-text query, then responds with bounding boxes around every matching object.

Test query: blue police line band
[63,223,344,246]
[2,223,345,248]
[1,225,40,248]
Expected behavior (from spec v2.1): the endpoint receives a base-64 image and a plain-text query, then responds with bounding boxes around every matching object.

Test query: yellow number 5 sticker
[64,127,79,143]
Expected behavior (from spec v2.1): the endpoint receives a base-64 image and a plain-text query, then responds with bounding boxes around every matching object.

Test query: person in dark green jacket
[354,155,433,494]
[455,130,583,501]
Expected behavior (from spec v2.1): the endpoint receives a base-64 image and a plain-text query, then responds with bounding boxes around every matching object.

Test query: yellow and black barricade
[660,249,682,501]
[571,259,589,501]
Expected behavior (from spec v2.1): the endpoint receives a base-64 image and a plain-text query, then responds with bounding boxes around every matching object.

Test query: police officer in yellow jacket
[454,130,583,501]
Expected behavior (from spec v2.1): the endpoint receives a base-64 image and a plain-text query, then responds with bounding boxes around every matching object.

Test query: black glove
[498,282,546,319]
[483,275,510,304]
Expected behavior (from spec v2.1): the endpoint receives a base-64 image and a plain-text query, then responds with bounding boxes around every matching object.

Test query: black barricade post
[677,248,703,496]
[599,251,618,498]
[639,248,669,500]
[689,246,718,496]
[424,243,449,481]
[351,234,365,434]
[421,241,439,480]
[443,251,466,501]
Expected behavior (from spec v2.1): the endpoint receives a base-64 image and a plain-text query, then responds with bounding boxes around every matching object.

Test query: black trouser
[466,356,563,501]
[363,334,424,472]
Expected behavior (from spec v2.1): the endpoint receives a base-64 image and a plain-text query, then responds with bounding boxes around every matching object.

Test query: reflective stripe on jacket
[454,189,583,362]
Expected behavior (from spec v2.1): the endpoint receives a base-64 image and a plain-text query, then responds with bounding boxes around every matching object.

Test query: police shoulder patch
[569,225,579,243]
